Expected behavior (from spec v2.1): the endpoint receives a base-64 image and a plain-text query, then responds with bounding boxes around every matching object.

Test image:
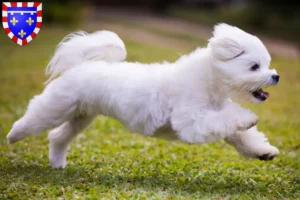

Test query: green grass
[0,25,300,199]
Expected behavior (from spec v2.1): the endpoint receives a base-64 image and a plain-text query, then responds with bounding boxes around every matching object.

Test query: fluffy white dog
[7,24,280,168]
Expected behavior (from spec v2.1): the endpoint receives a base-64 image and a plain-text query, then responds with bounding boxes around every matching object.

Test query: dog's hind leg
[7,81,78,143]
[48,115,95,168]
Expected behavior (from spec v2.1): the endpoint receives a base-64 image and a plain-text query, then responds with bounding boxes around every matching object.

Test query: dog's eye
[250,64,260,71]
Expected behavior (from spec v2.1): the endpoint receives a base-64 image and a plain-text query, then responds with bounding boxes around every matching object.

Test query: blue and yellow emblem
[2,2,42,46]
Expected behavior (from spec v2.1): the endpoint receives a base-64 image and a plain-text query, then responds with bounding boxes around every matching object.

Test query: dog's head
[209,23,279,103]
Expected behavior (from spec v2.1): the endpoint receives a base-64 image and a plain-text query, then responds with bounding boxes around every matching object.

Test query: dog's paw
[223,103,258,131]
[256,146,279,161]
[7,121,29,144]
[50,154,67,168]
[49,144,68,169]
[236,111,258,131]
[238,144,279,161]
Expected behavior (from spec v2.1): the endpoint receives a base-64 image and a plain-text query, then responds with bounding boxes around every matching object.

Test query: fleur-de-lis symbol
[10,17,18,26]
[18,29,26,38]
[26,17,34,26]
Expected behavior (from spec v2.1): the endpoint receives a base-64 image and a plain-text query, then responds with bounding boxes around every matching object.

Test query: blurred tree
[249,0,300,48]
[1,0,82,25]
[42,0,82,25]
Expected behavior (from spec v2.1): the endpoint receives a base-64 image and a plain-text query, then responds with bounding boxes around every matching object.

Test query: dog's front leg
[225,126,279,160]
[206,101,259,134]
[171,102,258,143]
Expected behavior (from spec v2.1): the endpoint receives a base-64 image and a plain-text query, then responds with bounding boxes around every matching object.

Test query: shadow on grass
[0,163,268,196]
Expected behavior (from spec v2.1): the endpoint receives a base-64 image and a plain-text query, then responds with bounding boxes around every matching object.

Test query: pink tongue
[263,91,269,98]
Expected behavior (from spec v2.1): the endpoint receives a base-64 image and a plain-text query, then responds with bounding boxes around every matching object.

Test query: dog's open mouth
[251,89,269,101]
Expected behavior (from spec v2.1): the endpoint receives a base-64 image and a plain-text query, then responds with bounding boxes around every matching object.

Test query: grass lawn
[0,25,300,199]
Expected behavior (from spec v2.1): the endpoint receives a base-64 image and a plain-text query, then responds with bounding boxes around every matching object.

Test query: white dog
[7,24,280,168]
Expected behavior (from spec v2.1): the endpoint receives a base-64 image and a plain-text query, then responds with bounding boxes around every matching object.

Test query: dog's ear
[209,37,243,60]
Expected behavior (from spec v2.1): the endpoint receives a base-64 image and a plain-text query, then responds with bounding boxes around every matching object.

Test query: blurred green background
[0,0,299,199]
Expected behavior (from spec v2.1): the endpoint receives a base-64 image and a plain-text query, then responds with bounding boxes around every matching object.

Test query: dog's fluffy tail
[45,30,126,83]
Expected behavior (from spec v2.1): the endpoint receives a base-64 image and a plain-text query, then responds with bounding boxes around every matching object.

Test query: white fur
[7,24,279,168]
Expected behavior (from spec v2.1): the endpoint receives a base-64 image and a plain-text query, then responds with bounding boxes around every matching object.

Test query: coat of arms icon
[2,2,42,46]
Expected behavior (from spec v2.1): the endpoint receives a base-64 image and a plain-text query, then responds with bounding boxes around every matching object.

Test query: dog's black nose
[272,75,280,83]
